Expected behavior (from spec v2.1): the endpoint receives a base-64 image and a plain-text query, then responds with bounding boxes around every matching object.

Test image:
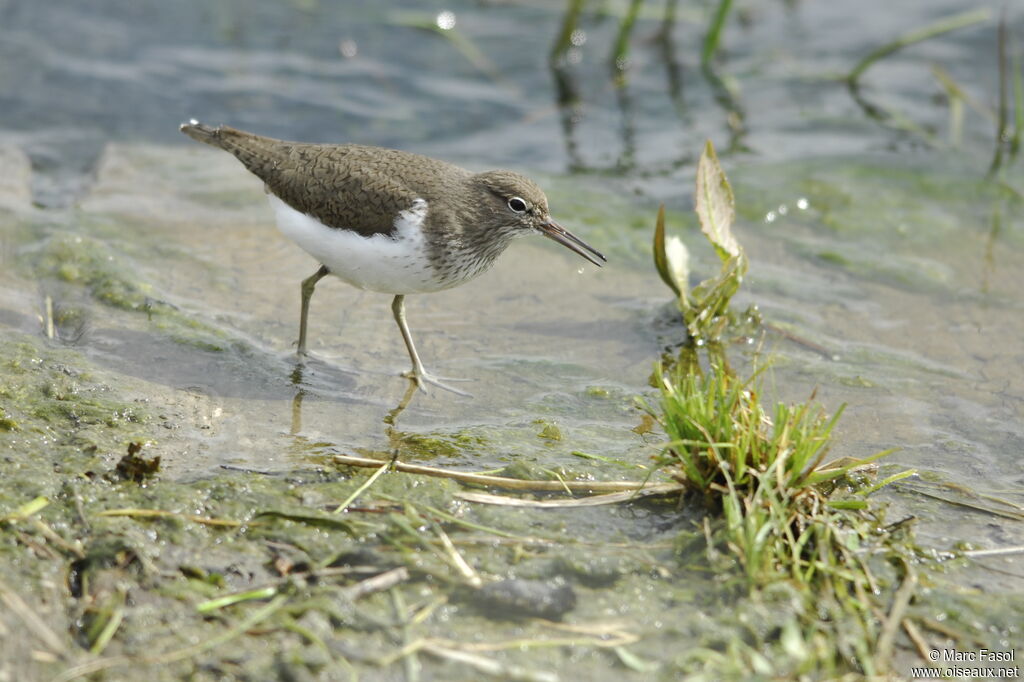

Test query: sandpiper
[180,121,606,394]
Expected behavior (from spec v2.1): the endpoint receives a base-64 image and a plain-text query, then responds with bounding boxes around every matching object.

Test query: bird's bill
[538,217,607,267]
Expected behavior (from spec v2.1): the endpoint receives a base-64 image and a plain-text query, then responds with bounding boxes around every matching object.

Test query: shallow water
[1,0,1023,678]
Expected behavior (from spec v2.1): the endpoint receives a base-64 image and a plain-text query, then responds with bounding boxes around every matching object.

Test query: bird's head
[472,170,606,267]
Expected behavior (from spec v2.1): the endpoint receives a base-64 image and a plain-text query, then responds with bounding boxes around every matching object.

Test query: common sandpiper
[180,121,606,394]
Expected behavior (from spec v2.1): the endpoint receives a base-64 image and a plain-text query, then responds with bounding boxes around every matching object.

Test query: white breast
[268,194,446,294]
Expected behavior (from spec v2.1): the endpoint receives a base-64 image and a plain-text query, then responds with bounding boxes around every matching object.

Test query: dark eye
[507,197,528,214]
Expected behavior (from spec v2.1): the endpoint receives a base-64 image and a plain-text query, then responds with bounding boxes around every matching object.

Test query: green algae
[733,157,1024,301]
[0,410,18,431]
[736,157,1024,247]
[584,385,613,399]
[0,336,150,463]
[535,419,564,441]
[543,174,698,261]
[12,211,233,357]
[30,232,152,312]
[387,428,490,459]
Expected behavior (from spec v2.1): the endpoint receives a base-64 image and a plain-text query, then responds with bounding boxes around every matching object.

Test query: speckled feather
[180,122,552,289]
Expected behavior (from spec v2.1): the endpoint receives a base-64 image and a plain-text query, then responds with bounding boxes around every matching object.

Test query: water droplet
[777,204,788,215]
[570,29,587,46]
[338,39,358,58]
[435,10,456,30]
[577,267,585,275]
[764,211,777,223]
[796,197,809,210]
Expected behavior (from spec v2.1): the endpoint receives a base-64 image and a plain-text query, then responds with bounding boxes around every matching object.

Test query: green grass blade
[847,9,990,86]
[1,496,49,522]
[804,448,898,486]
[856,469,917,496]
[701,0,734,67]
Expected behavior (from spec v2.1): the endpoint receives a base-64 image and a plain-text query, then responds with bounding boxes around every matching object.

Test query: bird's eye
[507,197,528,214]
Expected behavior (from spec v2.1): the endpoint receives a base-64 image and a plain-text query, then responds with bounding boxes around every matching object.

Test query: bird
[179,121,606,394]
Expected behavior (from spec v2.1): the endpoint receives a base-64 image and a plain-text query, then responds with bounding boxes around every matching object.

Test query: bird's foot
[401,369,473,397]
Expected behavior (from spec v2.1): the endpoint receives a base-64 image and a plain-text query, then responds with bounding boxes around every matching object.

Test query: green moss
[838,375,875,388]
[392,429,489,458]
[169,334,226,353]
[32,232,148,311]
[0,412,17,431]
[493,461,562,481]
[0,334,151,463]
[21,230,231,354]
[534,419,563,441]
[817,250,851,266]
[542,175,697,262]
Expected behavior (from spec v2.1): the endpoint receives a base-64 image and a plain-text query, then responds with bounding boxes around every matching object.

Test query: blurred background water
[1,0,1010,203]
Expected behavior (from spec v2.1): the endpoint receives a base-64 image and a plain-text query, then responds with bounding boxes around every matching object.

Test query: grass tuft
[645,140,921,676]
[652,362,841,504]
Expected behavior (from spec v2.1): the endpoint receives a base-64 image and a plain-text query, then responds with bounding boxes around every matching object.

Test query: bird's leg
[392,294,430,391]
[391,294,472,397]
[297,265,329,356]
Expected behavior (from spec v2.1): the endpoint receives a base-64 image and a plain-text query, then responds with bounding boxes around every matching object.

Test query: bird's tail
[179,119,282,172]
[179,119,230,146]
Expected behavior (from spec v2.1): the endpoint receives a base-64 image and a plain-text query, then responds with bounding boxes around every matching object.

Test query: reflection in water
[843,8,992,149]
[550,0,587,171]
[988,12,1011,176]
[290,358,420,448]
[381,380,421,461]
[982,202,1002,295]
[551,0,645,173]
[608,0,643,172]
[701,65,747,152]
[846,81,935,144]
[289,362,307,435]
[655,0,688,122]
[549,0,746,171]
[384,380,419,428]
[612,76,637,173]
[699,0,747,152]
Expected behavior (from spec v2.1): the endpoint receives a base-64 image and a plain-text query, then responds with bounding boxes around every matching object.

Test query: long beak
[538,217,607,267]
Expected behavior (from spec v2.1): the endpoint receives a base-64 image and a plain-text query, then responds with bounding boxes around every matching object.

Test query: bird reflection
[289,360,420,441]
[384,380,419,429]
[289,362,307,435]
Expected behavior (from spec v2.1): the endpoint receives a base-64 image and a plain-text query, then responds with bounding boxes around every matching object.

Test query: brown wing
[258,143,426,237]
[182,124,421,237]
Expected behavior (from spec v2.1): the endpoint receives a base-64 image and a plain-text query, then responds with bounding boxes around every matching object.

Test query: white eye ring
[507,197,528,214]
